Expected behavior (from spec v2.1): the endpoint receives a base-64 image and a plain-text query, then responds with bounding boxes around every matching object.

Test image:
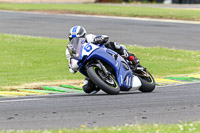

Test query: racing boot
[127,53,140,66]
[105,41,139,65]
[121,48,140,66]
[111,42,140,66]
[82,77,100,95]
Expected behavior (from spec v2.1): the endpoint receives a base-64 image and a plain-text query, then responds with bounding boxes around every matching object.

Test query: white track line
[0,98,44,103]
[64,14,200,25]
[1,10,200,25]
[157,81,200,88]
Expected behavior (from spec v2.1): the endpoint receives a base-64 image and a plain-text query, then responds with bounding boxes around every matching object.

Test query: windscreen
[67,37,85,59]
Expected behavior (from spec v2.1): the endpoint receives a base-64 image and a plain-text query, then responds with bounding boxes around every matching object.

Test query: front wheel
[87,66,120,95]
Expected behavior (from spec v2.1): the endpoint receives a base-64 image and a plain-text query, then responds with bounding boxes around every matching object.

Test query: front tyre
[87,66,120,95]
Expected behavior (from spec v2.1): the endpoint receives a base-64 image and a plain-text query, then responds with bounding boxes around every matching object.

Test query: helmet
[68,26,87,41]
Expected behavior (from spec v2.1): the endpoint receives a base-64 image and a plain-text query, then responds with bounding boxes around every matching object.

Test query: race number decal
[84,44,92,52]
[81,43,99,59]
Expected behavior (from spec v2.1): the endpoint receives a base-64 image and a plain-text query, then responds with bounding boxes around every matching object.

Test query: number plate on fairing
[81,43,99,57]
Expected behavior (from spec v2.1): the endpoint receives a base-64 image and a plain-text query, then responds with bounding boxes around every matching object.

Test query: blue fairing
[78,44,133,91]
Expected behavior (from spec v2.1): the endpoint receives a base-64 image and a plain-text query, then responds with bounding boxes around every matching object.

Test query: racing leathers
[66,34,139,94]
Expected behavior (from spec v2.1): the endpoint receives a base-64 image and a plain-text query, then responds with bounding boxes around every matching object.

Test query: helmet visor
[77,27,85,37]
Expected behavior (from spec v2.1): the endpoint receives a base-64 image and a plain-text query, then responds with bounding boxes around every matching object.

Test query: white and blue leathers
[66,34,127,74]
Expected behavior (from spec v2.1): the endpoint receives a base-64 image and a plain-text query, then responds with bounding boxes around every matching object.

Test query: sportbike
[68,38,155,95]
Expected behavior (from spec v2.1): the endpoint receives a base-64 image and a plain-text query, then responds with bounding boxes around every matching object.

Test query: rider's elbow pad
[69,68,77,74]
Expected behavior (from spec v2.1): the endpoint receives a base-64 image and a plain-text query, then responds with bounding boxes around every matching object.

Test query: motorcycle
[68,37,155,95]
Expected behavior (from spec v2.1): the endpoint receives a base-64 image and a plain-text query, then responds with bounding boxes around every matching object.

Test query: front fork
[86,59,111,78]
[96,60,111,77]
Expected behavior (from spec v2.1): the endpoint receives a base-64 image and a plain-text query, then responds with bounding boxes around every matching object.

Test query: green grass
[0,3,200,21]
[126,45,200,77]
[0,33,200,87]
[1,122,200,132]
[0,33,84,87]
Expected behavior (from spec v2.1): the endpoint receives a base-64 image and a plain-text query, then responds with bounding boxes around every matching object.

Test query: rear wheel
[138,70,155,92]
[87,66,120,95]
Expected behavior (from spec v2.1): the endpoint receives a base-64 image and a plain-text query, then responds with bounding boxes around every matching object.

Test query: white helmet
[68,26,87,41]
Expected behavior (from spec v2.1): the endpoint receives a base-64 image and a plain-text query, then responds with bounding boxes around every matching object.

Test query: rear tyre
[138,71,155,92]
[87,66,120,95]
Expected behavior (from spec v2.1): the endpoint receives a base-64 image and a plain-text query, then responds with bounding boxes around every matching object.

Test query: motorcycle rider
[66,26,139,94]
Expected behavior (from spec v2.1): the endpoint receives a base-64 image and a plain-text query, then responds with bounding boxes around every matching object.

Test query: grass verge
[0,122,200,132]
[0,33,200,87]
[0,3,200,21]
[0,33,84,87]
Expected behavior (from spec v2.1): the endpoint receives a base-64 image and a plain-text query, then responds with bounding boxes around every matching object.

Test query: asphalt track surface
[0,10,200,50]
[0,11,200,130]
[0,83,200,130]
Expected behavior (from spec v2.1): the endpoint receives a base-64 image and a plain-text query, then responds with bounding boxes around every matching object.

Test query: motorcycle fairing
[78,42,133,91]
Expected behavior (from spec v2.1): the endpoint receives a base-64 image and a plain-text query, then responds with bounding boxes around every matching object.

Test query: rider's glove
[69,58,79,74]
[92,35,109,44]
